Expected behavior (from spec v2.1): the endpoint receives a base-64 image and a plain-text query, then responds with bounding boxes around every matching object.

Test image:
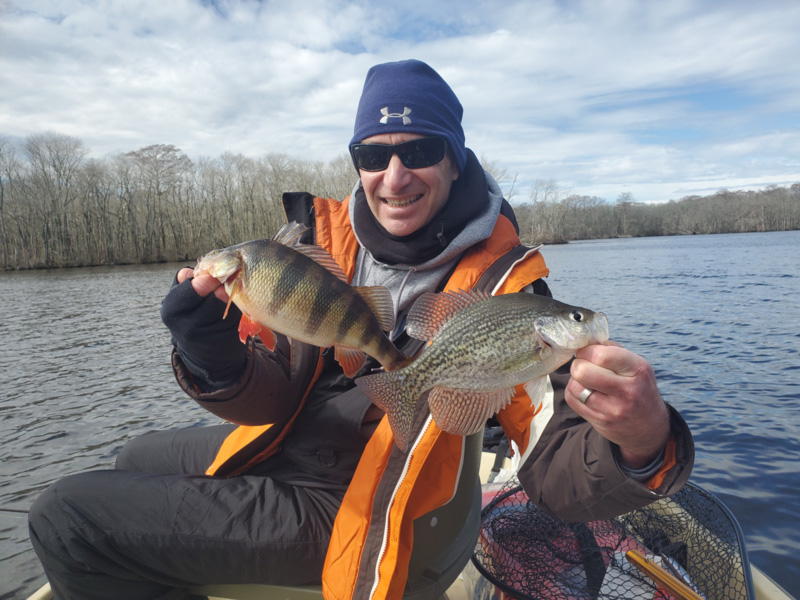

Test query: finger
[569,348,654,414]
[564,378,603,415]
[212,284,230,303]
[574,343,645,378]
[190,273,224,298]
[176,267,194,284]
[569,353,616,393]
[571,383,598,406]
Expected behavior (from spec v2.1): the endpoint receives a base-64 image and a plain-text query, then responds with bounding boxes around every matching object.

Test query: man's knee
[115,431,156,470]
[115,429,184,471]
[28,479,58,548]
[28,471,180,599]
[114,426,232,474]
[28,473,93,558]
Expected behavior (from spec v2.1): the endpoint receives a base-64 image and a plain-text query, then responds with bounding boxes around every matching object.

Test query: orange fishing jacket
[187,193,692,600]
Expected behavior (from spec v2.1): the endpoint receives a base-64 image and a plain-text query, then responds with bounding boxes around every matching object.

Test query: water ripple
[2,232,799,598]
[540,231,800,597]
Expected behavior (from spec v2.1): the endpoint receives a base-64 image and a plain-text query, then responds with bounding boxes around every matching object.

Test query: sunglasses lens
[351,145,392,171]
[397,138,447,169]
[350,137,447,171]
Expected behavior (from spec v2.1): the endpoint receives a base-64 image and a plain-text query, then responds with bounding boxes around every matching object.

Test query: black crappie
[355,289,609,451]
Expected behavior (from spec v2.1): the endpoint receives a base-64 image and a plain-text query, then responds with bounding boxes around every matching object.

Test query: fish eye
[570,310,584,322]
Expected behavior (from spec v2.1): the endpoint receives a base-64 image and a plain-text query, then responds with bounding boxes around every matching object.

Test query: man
[29,59,693,600]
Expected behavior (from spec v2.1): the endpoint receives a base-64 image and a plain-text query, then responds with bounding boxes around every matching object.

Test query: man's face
[358,133,459,237]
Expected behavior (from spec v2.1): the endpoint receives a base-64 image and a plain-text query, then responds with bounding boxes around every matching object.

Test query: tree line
[0,133,356,270]
[515,180,800,244]
[1,132,798,270]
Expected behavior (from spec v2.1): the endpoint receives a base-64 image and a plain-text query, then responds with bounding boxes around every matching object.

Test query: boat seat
[192,431,484,600]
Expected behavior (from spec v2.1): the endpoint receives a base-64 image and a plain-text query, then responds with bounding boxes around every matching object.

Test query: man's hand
[177,267,230,303]
[565,342,670,469]
[162,267,245,384]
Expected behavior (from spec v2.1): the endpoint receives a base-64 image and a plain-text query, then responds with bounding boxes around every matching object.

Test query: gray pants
[28,425,345,600]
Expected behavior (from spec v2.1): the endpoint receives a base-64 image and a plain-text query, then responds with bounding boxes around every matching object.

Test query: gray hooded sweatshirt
[348,168,506,338]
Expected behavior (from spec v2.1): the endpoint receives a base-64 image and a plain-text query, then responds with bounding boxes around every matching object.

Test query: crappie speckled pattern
[356,290,608,450]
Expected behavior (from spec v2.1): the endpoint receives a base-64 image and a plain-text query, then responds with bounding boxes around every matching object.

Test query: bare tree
[525,179,566,243]
[615,192,635,237]
[480,155,518,202]
[315,153,359,202]
[22,132,88,266]
[0,138,21,268]
[3,132,798,270]
[124,144,193,262]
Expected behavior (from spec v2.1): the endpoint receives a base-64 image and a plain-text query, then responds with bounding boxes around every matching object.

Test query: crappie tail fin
[355,372,416,452]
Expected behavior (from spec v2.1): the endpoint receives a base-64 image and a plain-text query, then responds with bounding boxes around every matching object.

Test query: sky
[1,0,799,204]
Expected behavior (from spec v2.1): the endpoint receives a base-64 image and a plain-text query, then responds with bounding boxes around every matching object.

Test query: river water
[1,231,798,599]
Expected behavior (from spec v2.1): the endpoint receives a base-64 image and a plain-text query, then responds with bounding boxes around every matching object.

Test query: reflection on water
[1,231,799,599]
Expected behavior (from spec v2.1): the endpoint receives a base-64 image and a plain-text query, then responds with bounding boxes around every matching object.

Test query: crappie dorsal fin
[406,288,491,341]
[273,222,349,283]
[428,386,515,437]
[354,286,396,332]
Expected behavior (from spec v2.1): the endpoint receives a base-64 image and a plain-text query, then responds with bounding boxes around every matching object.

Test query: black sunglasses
[349,137,448,172]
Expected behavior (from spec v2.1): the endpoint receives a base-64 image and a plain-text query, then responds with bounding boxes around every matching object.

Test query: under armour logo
[380,107,412,125]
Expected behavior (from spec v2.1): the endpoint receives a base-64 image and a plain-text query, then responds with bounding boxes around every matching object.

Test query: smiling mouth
[383,194,422,208]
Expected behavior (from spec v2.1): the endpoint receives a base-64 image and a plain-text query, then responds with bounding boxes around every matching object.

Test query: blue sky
[1,0,798,204]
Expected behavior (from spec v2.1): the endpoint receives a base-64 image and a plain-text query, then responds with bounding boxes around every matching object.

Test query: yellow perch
[194,222,409,377]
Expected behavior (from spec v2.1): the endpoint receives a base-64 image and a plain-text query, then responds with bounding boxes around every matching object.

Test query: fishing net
[467,479,755,600]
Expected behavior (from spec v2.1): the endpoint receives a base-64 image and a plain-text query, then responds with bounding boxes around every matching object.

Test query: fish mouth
[536,312,610,350]
[195,253,242,285]
[592,312,610,344]
[218,266,241,285]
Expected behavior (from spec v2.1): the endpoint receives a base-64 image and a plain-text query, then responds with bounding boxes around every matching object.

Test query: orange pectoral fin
[237,314,263,345]
[334,346,367,378]
[257,328,278,352]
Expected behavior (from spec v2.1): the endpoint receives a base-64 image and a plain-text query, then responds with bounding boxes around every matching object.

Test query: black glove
[161,272,247,385]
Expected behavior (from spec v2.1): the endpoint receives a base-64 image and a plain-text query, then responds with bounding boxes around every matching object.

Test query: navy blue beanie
[350,59,467,174]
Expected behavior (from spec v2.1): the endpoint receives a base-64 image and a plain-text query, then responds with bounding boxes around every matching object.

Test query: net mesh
[469,480,754,600]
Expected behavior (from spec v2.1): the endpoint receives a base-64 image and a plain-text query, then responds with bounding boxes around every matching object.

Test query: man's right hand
[177,267,230,303]
[161,268,246,385]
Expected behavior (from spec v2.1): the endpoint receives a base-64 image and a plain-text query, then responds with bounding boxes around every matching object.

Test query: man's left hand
[565,342,671,470]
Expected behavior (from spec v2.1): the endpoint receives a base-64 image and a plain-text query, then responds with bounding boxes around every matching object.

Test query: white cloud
[1,0,798,203]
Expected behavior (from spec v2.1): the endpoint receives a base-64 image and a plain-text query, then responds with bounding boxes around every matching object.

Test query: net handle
[625,549,706,600]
